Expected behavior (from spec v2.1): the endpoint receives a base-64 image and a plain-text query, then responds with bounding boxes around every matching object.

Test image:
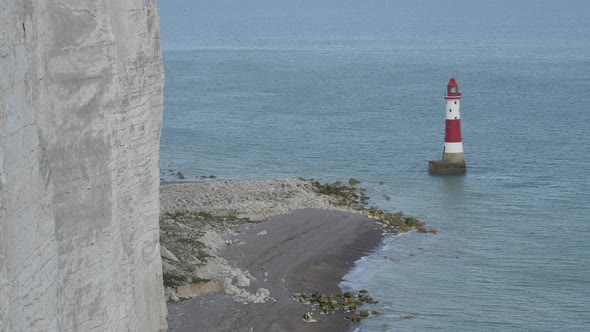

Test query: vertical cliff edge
[0,1,166,331]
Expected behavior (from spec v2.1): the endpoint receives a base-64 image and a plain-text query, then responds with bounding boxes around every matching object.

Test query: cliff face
[0,1,166,331]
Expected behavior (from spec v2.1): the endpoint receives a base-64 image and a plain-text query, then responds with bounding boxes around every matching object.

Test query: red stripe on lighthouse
[445,119,462,143]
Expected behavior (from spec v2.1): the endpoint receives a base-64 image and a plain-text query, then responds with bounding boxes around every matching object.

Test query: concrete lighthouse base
[428,160,467,175]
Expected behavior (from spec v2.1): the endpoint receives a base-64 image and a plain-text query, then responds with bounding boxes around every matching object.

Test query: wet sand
[167,208,383,332]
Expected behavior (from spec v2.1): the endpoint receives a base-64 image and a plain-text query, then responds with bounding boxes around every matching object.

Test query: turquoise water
[158,0,590,330]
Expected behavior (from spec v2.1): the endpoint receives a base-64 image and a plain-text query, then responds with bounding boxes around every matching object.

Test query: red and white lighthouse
[429,77,467,174]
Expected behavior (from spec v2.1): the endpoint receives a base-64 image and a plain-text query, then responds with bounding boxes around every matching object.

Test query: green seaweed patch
[366,208,438,234]
[309,180,362,207]
[191,276,211,284]
[162,210,253,225]
[293,290,379,323]
[163,272,187,288]
[308,179,438,234]
[196,248,213,262]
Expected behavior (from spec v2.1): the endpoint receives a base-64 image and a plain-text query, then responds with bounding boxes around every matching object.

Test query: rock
[224,284,242,297]
[161,246,181,263]
[256,288,270,298]
[244,270,256,282]
[346,314,361,323]
[359,310,370,317]
[165,288,180,302]
[349,178,361,186]
[303,312,317,323]
[233,273,250,287]
[222,278,234,292]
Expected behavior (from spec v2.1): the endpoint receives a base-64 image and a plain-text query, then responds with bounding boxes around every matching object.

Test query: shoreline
[160,179,422,331]
[166,209,384,332]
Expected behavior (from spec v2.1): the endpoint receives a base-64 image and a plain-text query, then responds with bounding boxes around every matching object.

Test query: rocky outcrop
[0,1,166,331]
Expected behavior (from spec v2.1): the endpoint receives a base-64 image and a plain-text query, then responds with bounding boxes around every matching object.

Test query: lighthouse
[428,77,467,174]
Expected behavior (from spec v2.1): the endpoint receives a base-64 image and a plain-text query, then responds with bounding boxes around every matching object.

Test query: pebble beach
[160,179,389,331]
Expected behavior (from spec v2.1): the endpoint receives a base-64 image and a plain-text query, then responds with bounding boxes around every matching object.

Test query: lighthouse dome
[445,77,461,99]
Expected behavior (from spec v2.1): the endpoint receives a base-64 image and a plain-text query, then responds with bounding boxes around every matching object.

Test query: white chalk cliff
[0,1,166,331]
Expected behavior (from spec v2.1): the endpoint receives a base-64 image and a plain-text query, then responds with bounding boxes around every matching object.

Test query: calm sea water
[157,0,590,330]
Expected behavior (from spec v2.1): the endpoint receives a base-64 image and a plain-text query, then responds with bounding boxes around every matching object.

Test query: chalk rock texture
[0,1,166,331]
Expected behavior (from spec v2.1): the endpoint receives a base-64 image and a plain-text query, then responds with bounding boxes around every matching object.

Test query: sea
[157,0,590,330]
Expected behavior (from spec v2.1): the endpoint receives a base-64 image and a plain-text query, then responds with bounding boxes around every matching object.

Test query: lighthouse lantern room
[428,77,467,175]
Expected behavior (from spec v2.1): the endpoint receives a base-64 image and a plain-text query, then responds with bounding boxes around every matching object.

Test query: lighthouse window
[449,109,452,112]
[450,86,458,93]
[454,101,457,104]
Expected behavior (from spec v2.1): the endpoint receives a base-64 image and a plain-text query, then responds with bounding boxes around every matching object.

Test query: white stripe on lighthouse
[445,100,461,120]
[444,142,464,153]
